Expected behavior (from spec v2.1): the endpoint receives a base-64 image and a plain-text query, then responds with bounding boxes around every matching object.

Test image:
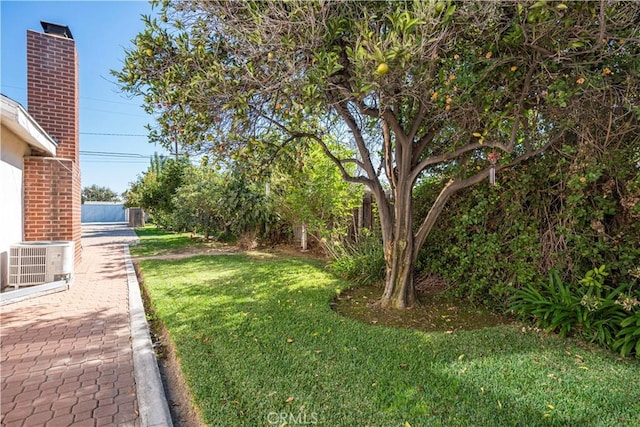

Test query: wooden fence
[293,192,374,249]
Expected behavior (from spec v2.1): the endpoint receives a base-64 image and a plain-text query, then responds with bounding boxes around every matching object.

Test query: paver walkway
[1,223,142,427]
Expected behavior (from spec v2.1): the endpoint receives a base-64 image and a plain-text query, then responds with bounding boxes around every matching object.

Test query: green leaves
[324,16,352,43]
[511,265,640,356]
[529,0,547,10]
[313,50,344,78]
[82,184,120,203]
[170,166,279,240]
[502,24,524,46]
[384,10,425,35]
[578,264,608,288]
[567,41,585,50]
[271,141,364,242]
[327,232,385,286]
[511,270,578,337]
[613,312,640,358]
[114,0,640,310]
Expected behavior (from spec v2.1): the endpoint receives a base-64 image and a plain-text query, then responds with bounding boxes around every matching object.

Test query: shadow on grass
[137,254,640,426]
[129,230,225,258]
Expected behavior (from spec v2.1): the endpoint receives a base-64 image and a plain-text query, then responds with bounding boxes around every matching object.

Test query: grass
[136,250,640,426]
[130,225,227,257]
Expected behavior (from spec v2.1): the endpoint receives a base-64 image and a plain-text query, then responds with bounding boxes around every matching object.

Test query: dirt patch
[133,243,328,262]
[265,243,329,260]
[333,275,514,332]
[133,246,239,262]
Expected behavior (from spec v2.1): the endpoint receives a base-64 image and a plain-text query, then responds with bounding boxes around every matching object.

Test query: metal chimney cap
[40,21,73,39]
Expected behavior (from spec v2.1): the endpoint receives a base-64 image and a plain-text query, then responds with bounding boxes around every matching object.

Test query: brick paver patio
[1,223,141,427]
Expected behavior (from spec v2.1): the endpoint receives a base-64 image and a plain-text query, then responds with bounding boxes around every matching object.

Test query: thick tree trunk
[380,237,417,308]
[378,177,418,309]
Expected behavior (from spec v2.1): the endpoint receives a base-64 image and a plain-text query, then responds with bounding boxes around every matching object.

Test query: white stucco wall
[0,126,29,287]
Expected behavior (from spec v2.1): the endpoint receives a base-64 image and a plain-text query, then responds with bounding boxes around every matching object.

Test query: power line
[3,89,151,124]
[81,96,141,106]
[83,107,149,118]
[81,150,149,158]
[80,149,195,166]
[2,84,141,106]
[82,160,150,164]
[80,132,147,137]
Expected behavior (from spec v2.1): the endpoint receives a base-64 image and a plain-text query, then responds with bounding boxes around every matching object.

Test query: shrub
[512,265,640,356]
[415,140,640,310]
[613,311,640,358]
[510,269,579,337]
[415,171,544,308]
[326,231,385,286]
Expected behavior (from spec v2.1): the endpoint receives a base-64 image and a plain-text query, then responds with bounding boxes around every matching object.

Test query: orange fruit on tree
[376,63,389,75]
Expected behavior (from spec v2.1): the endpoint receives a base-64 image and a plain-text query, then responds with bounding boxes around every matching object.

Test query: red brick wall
[24,29,82,264]
[26,30,79,162]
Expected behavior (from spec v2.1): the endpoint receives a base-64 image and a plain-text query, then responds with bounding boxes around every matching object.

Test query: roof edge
[1,94,57,156]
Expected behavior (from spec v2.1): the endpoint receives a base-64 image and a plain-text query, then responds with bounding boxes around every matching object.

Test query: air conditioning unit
[9,241,75,288]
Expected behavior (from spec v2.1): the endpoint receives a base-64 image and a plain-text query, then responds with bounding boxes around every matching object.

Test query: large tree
[115,0,639,308]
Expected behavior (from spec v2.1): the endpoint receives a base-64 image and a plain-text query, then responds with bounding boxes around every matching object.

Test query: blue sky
[1,0,170,195]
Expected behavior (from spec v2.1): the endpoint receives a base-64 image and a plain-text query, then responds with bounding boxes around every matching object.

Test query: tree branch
[412,126,438,165]
[409,140,487,185]
[408,101,429,145]
[412,130,566,258]
[306,133,372,187]
[506,60,537,150]
[333,100,379,183]
[376,118,393,192]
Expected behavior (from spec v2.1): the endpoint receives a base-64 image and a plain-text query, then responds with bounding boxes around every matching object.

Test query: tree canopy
[115,0,640,308]
[81,184,120,203]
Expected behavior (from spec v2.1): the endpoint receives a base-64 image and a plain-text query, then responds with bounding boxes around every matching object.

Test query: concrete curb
[124,244,174,427]
[0,280,69,306]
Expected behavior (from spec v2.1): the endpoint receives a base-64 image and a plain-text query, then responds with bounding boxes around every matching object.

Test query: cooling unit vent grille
[9,246,48,286]
[8,242,75,288]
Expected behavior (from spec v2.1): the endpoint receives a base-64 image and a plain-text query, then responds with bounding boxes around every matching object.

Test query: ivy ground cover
[138,253,640,426]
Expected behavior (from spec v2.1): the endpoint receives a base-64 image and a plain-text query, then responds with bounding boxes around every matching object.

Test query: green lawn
[130,225,225,257]
[137,252,640,426]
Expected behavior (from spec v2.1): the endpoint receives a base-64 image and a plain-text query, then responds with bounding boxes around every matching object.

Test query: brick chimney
[23,21,82,264]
